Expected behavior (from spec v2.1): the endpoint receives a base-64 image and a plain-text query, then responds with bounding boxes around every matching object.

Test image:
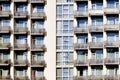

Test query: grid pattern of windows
[57,68,73,80]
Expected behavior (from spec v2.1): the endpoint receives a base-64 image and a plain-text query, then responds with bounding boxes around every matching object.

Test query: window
[92,17,103,26]
[17,4,27,12]
[92,34,103,42]
[16,70,27,77]
[16,36,27,44]
[77,3,88,11]
[77,51,88,61]
[92,1,103,10]
[32,52,44,61]
[107,48,119,59]
[107,0,119,8]
[0,51,9,60]
[57,52,73,65]
[17,20,27,28]
[2,4,10,11]
[77,35,88,44]
[0,19,10,27]
[57,68,73,80]
[17,52,27,60]
[57,5,73,18]
[107,32,119,41]
[77,19,88,28]
[0,35,10,44]
[57,20,73,34]
[34,37,44,45]
[56,36,73,50]
[107,66,118,75]
[91,50,103,60]
[107,16,119,25]
[33,5,44,13]
[32,21,44,29]
[92,66,103,75]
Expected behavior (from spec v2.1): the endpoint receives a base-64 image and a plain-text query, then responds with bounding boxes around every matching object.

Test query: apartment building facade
[0,0,119,80]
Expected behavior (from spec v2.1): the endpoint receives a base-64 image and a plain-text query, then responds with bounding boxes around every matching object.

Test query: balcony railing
[31,60,46,67]
[105,41,119,47]
[14,76,29,80]
[74,76,90,80]
[14,0,28,2]
[31,44,46,51]
[89,9,103,16]
[0,43,11,49]
[0,26,11,33]
[14,27,28,34]
[89,59,103,65]
[0,59,11,65]
[89,25,103,32]
[104,6,119,14]
[14,11,28,17]
[74,10,88,17]
[89,42,103,48]
[31,28,46,35]
[104,75,119,80]
[31,0,46,3]
[31,12,46,19]
[74,43,88,50]
[90,75,104,80]
[104,58,119,65]
[74,59,88,66]
[14,60,29,66]
[14,43,28,50]
[104,24,119,31]
[74,27,88,34]
[0,75,11,80]
[32,76,46,80]
[0,11,11,17]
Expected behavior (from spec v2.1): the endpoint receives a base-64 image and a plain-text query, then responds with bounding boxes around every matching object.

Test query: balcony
[14,76,29,80]
[104,75,119,80]
[89,59,103,65]
[14,60,29,66]
[14,43,29,50]
[90,75,104,80]
[31,44,46,51]
[0,75,11,80]
[74,27,88,34]
[0,26,11,33]
[104,24,119,31]
[104,7,119,14]
[14,0,28,2]
[32,76,46,80]
[74,43,88,50]
[14,11,29,18]
[0,59,11,66]
[89,25,104,32]
[104,58,119,65]
[74,0,88,2]
[31,28,46,35]
[31,12,46,19]
[74,76,90,80]
[89,42,103,48]
[31,0,46,4]
[74,10,88,17]
[0,11,11,17]
[0,43,11,49]
[31,60,46,67]
[14,27,29,34]
[74,59,88,66]
[105,41,119,47]
[89,9,103,16]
